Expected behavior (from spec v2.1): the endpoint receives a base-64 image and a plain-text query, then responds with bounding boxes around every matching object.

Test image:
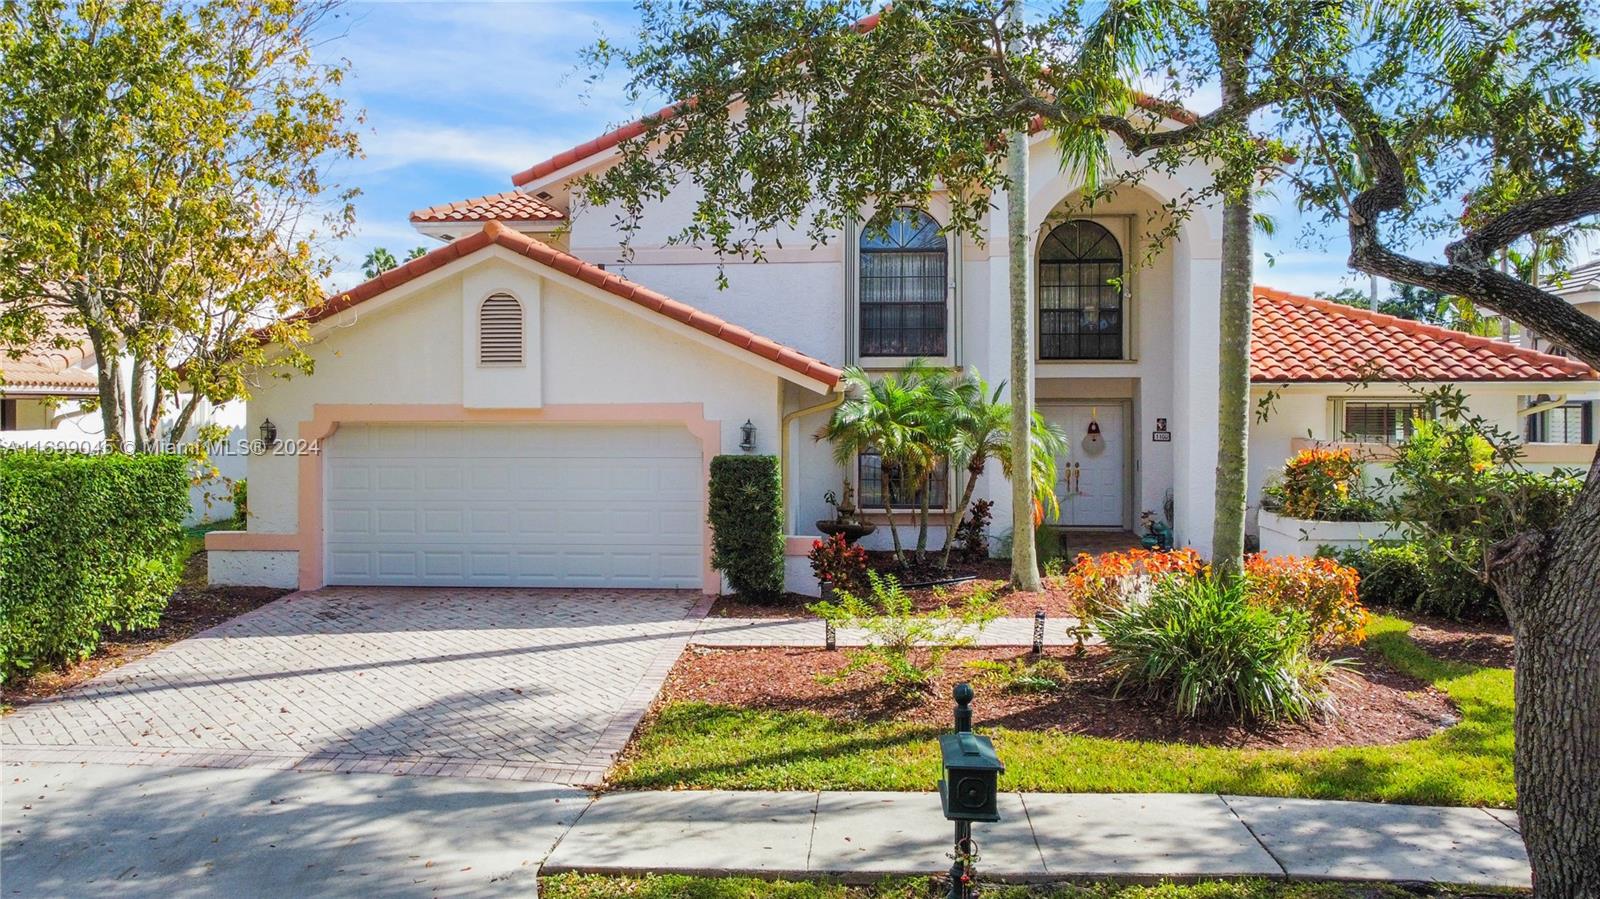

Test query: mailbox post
[938,683,1003,899]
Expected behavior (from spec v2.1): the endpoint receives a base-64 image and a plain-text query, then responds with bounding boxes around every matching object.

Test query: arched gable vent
[478,293,524,365]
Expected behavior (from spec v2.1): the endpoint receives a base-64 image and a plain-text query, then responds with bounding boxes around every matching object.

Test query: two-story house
[205,110,1598,594]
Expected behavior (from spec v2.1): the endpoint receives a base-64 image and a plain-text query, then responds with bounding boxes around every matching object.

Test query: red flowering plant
[808,533,868,595]
[1061,547,1207,619]
[1242,554,1368,647]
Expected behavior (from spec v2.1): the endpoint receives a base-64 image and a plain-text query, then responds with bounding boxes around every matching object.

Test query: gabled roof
[307,221,841,389]
[1251,286,1596,383]
[409,190,565,225]
[1549,258,1600,297]
[1,306,98,396]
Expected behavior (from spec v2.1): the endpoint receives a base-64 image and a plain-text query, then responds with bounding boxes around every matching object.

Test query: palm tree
[817,362,942,567]
[361,247,398,279]
[938,370,1069,569]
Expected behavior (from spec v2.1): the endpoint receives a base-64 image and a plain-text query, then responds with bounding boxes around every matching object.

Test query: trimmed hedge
[1,450,189,680]
[707,454,784,602]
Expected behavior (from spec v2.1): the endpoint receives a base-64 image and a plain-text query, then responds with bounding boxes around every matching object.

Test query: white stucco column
[1171,240,1222,557]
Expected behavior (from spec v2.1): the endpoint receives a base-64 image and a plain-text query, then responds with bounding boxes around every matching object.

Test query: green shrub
[810,571,1000,694]
[966,655,1067,693]
[707,454,784,601]
[229,477,248,528]
[1097,575,1340,723]
[1326,543,1500,621]
[1,450,189,680]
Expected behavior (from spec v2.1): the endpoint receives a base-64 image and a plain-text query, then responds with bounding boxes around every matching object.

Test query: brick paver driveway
[2,588,704,785]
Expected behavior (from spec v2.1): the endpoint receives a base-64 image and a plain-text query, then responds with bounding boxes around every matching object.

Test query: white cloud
[359,121,571,176]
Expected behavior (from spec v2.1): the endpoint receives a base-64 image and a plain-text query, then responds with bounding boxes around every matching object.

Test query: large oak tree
[1277,1,1600,890]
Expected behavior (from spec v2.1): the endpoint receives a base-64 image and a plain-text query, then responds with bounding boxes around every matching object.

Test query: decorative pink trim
[205,531,298,552]
[785,536,822,556]
[288,403,722,595]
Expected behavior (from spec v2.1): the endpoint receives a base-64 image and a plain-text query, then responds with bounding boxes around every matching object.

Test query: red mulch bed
[1378,609,1514,670]
[661,644,1458,750]
[709,554,1085,618]
[2,551,291,709]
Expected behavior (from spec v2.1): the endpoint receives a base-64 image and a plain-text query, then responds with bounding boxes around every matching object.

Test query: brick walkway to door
[1,588,705,785]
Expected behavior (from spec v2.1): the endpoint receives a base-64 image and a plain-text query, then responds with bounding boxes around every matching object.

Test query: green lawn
[611,616,1515,808]
[540,874,1514,899]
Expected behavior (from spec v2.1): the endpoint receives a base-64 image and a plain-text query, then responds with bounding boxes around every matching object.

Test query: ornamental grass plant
[1096,574,1343,723]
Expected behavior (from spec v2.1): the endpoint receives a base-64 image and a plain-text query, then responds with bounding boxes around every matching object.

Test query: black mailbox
[938,683,1004,823]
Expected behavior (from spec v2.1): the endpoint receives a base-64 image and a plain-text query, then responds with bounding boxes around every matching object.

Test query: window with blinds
[1340,400,1426,443]
[478,293,524,365]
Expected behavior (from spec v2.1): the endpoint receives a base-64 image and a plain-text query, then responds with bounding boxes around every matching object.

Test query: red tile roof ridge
[303,221,841,388]
[408,190,565,223]
[1251,285,1596,382]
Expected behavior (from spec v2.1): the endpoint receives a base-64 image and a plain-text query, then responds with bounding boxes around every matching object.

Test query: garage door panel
[325,423,704,588]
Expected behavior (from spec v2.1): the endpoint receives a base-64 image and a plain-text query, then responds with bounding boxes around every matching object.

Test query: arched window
[859,207,947,357]
[478,293,524,365]
[1039,220,1124,359]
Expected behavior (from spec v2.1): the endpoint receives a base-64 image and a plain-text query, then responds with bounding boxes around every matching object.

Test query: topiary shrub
[1,450,189,681]
[707,454,784,601]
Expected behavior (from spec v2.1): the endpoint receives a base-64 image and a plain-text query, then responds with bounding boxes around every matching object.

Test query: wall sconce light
[739,419,757,452]
[259,418,278,448]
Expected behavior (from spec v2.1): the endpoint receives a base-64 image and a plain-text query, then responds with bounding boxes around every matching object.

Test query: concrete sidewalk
[542,790,1531,888]
[2,761,589,897]
[693,616,1100,647]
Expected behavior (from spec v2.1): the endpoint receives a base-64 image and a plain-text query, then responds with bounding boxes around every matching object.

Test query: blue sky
[320,1,1380,297]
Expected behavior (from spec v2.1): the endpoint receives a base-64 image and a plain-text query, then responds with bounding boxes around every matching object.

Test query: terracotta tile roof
[1251,286,1597,383]
[409,190,565,225]
[1,306,98,395]
[304,221,842,388]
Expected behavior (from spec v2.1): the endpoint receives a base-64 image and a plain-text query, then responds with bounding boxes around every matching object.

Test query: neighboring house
[0,307,245,525]
[206,110,1598,594]
[0,307,102,442]
[1516,258,1600,446]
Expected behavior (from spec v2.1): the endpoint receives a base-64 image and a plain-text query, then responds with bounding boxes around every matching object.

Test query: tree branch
[1325,82,1600,371]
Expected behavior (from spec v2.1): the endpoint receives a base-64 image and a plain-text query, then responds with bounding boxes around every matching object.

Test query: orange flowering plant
[1060,548,1207,618]
[1242,554,1368,647]
[1262,447,1380,522]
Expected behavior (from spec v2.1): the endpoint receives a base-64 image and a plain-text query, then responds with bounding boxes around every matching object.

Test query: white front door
[323,423,704,587]
[1047,404,1127,528]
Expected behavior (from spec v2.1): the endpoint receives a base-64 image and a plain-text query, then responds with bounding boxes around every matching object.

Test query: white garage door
[324,423,704,587]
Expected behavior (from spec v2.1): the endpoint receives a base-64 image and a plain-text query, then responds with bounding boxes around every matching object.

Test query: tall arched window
[1039,220,1124,359]
[478,293,524,365]
[859,207,947,357]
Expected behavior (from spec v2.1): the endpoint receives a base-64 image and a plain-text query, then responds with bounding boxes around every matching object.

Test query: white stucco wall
[216,247,799,586]
[209,549,298,589]
[1246,383,1540,537]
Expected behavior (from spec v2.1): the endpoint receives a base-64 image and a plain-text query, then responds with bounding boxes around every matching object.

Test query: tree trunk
[1489,455,1600,897]
[86,327,126,452]
[881,492,906,566]
[1005,0,1042,592]
[916,470,932,562]
[941,460,983,568]
[1208,11,1254,578]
